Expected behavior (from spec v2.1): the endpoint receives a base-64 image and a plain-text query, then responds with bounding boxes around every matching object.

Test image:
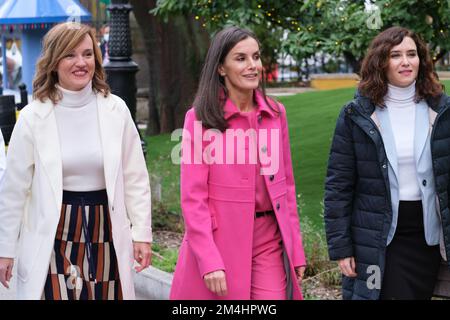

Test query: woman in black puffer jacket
[324,26,450,300]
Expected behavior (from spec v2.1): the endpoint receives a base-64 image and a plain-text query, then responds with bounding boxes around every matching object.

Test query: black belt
[255,210,275,218]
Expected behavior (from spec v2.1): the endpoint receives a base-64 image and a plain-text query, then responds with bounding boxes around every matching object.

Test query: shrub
[299,196,341,289]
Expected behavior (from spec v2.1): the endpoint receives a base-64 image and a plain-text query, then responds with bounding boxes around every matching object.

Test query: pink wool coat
[170,91,306,300]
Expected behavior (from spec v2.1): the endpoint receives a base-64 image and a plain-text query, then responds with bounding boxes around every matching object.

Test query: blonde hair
[33,22,110,104]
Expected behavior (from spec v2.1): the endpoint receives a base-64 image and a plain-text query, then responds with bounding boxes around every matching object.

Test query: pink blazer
[170,91,306,300]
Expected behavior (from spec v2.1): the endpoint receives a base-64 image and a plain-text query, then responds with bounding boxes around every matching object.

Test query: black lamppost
[104,0,147,157]
[104,0,138,121]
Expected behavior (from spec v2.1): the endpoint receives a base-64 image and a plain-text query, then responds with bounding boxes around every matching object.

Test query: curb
[134,266,173,300]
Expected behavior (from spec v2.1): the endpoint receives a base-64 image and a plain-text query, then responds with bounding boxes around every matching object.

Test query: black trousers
[380,201,441,300]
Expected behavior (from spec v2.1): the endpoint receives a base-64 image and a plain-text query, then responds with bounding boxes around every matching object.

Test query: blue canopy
[0,0,91,24]
[0,0,92,92]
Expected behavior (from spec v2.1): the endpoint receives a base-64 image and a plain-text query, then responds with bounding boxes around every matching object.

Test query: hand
[133,242,152,273]
[295,265,306,286]
[203,270,228,296]
[0,258,14,289]
[338,257,357,277]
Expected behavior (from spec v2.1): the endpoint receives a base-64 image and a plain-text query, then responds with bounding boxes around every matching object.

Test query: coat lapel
[428,107,438,132]
[97,94,124,204]
[32,100,63,213]
[414,101,430,166]
[374,107,399,181]
[30,94,124,210]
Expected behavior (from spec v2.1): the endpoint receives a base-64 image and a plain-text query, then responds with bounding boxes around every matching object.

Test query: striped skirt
[43,190,123,300]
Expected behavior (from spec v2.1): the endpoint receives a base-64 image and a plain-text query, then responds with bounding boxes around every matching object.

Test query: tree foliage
[138,0,450,132]
[153,0,450,73]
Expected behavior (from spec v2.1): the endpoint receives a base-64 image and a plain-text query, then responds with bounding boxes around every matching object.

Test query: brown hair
[358,26,442,106]
[33,22,110,104]
[193,26,278,132]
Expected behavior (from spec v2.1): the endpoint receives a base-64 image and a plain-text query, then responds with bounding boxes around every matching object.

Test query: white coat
[0,92,152,299]
[0,130,5,184]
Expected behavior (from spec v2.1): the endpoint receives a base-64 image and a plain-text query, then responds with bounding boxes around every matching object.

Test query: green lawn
[145,133,180,214]
[147,80,450,231]
[277,87,357,227]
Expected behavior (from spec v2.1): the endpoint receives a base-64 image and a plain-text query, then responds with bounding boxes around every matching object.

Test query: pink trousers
[250,214,287,300]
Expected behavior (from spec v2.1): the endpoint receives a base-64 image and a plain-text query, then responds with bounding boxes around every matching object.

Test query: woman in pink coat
[170,26,306,300]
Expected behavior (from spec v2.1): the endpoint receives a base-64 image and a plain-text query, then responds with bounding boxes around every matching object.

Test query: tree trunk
[129,0,160,135]
[343,51,362,74]
[129,1,209,134]
[434,49,448,65]
[304,57,310,80]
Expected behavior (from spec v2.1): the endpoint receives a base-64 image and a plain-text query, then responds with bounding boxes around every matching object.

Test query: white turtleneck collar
[56,81,95,108]
[385,81,416,106]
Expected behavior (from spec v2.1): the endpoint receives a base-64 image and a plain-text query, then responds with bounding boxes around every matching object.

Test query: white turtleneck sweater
[385,81,421,200]
[54,82,106,191]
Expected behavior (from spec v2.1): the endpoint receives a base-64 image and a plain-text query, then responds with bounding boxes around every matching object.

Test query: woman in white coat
[0,22,152,300]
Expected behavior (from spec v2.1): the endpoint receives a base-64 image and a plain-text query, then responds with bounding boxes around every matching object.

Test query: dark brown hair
[33,22,110,104]
[358,26,443,106]
[193,26,278,131]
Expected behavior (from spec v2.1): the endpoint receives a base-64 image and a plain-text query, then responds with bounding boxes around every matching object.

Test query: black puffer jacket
[324,93,450,300]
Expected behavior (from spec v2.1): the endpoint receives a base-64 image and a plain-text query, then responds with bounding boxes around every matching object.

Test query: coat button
[269,175,275,181]
[346,108,353,114]
[111,206,114,212]
[276,203,280,210]
[422,179,427,187]
[261,145,267,153]
[369,129,375,134]
[382,164,387,169]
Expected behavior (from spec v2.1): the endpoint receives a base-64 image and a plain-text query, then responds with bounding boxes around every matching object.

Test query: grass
[151,244,179,273]
[146,80,450,232]
[146,80,450,286]
[146,81,450,299]
[145,86,358,231]
[276,87,357,227]
[145,134,182,231]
